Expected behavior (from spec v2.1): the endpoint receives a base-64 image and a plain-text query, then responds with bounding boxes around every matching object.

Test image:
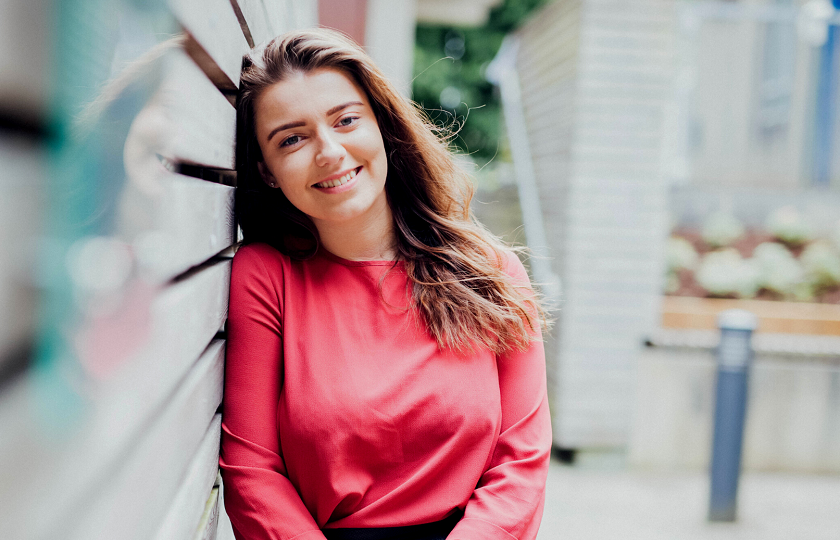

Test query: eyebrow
[265,101,365,143]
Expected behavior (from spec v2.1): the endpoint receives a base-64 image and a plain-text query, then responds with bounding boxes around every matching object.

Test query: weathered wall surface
[0,1,315,538]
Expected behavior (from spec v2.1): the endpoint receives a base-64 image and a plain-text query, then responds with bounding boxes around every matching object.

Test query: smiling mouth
[313,167,361,189]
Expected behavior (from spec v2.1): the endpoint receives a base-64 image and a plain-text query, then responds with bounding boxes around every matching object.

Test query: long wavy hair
[236,28,545,354]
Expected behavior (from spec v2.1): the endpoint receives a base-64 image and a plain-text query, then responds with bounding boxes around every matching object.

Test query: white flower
[696,248,760,298]
[767,206,812,246]
[666,236,699,272]
[702,212,745,248]
[801,241,840,289]
[752,242,805,295]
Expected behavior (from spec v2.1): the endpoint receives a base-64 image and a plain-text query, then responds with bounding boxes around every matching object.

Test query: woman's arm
[220,245,327,540]
[448,253,553,540]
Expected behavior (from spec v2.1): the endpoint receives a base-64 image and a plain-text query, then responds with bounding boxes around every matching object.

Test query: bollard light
[708,309,758,522]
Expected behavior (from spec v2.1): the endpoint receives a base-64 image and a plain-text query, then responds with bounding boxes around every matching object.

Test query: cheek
[276,176,309,206]
[364,131,387,174]
[270,154,310,186]
[270,165,309,205]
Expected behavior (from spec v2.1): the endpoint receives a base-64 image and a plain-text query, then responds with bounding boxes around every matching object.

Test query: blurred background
[1,0,840,538]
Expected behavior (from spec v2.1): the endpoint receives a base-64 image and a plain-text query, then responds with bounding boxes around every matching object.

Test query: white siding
[0,1,317,538]
[515,0,673,447]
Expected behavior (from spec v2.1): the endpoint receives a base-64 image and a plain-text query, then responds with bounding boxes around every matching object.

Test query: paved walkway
[537,457,840,540]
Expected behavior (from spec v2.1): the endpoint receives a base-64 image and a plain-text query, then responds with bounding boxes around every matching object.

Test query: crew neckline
[318,247,401,267]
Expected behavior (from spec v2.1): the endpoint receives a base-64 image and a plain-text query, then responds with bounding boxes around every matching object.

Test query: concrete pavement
[537,456,840,540]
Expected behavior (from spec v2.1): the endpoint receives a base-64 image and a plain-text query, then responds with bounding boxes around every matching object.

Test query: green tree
[412,0,549,164]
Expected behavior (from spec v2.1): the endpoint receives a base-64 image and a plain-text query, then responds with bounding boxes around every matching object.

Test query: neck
[313,202,397,262]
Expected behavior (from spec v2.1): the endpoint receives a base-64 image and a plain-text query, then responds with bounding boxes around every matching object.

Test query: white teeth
[316,168,358,188]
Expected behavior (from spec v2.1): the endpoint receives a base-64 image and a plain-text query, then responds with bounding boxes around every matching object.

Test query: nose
[314,129,346,167]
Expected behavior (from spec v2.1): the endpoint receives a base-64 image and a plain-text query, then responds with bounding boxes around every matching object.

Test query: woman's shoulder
[497,248,530,284]
[232,242,291,276]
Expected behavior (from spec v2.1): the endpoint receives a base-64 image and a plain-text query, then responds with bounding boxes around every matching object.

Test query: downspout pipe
[486,37,562,306]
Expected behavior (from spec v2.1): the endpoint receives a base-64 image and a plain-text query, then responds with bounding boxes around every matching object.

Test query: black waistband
[321,510,462,540]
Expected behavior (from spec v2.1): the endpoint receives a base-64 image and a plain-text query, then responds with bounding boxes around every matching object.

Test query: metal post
[708,309,758,522]
[814,22,838,186]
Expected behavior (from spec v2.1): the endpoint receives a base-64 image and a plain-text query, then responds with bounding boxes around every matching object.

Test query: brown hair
[236,28,545,353]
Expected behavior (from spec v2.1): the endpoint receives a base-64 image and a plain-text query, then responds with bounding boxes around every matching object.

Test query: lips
[313,167,361,189]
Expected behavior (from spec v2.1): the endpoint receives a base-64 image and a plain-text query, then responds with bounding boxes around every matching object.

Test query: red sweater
[219,243,551,540]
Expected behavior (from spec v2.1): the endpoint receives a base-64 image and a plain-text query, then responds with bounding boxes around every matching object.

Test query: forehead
[254,68,370,123]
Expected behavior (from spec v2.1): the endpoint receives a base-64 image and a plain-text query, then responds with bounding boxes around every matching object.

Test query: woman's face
[254,68,389,233]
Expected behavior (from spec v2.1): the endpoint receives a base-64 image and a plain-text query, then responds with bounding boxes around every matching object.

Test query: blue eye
[280,135,301,147]
[337,116,359,127]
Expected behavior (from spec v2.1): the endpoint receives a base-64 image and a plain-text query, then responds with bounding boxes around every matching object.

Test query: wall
[514,0,674,448]
[675,3,822,189]
[0,1,315,538]
[630,330,840,472]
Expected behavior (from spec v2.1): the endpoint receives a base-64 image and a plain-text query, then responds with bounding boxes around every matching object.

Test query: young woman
[219,29,552,540]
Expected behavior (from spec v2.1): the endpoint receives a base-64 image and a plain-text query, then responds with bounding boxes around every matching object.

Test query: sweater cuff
[448,518,518,540]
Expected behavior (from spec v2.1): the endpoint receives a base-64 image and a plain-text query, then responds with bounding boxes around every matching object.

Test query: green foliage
[412,0,549,164]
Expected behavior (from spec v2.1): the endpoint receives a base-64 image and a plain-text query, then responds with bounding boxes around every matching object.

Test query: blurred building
[494,0,674,449]
[495,0,840,465]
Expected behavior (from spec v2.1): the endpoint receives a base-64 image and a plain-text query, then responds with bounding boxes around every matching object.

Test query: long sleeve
[219,245,327,540]
[448,254,553,540]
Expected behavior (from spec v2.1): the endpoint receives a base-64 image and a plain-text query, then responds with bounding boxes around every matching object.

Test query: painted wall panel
[0,0,49,124]
[159,48,236,169]
[154,415,223,540]
[169,0,250,90]
[64,341,224,540]
[0,265,229,540]
[231,0,275,46]
[0,137,44,373]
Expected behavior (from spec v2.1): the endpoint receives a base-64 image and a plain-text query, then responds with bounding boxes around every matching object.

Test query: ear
[257,161,277,188]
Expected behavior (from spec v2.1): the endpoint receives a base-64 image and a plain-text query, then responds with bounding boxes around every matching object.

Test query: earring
[269,182,275,188]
